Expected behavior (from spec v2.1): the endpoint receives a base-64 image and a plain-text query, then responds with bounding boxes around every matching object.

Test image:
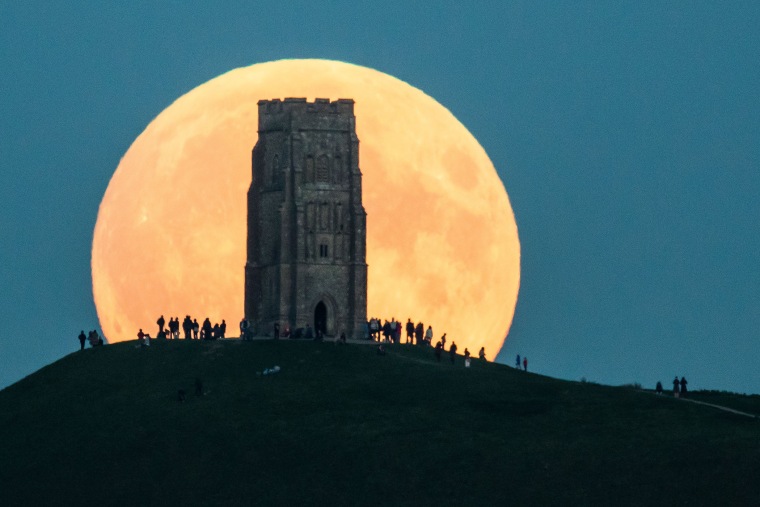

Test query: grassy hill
[1,339,759,506]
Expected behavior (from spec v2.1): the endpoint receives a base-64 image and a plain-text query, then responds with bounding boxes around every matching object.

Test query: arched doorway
[314,301,327,337]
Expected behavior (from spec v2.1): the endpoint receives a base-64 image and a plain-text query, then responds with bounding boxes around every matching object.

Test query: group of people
[367,316,489,366]
[154,315,227,341]
[133,315,229,346]
[77,329,104,350]
[367,317,433,345]
[655,376,688,397]
[515,354,528,372]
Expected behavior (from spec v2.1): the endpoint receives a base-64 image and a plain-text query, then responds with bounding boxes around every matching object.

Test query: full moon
[92,59,520,357]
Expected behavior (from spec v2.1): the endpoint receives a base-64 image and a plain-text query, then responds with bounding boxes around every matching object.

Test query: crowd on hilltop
[78,313,492,367]
[135,315,228,346]
[367,316,488,365]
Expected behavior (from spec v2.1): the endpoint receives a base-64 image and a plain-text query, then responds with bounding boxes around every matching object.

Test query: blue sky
[1,2,759,392]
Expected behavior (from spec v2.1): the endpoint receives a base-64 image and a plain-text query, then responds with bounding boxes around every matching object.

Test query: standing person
[672,376,680,398]
[220,320,227,339]
[441,333,447,350]
[192,319,199,339]
[157,315,165,336]
[415,322,424,346]
[137,328,145,346]
[78,330,86,351]
[406,318,414,344]
[89,330,100,348]
[679,377,688,398]
[516,354,521,369]
[449,341,458,364]
[425,325,433,345]
[202,318,212,341]
[464,348,471,368]
[239,318,247,339]
[274,322,280,340]
[523,357,528,372]
[182,316,192,340]
[434,341,443,362]
[655,381,663,394]
[479,347,486,360]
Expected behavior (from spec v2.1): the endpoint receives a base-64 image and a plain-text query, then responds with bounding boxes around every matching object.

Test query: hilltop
[1,339,759,506]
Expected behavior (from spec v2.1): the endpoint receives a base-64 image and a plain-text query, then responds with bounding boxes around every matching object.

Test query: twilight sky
[1,2,759,392]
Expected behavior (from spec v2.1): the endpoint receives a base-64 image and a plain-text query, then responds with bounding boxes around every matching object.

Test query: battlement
[257,98,356,132]
[258,98,355,116]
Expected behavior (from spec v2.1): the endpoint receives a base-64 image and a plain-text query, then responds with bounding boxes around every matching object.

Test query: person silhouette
[655,381,663,394]
[672,376,680,398]
[479,347,486,360]
[516,354,521,369]
[523,357,528,372]
[156,315,165,336]
[449,341,458,364]
[78,330,86,351]
[679,377,688,397]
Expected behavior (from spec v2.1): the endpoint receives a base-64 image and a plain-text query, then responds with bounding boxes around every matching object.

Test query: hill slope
[1,340,759,506]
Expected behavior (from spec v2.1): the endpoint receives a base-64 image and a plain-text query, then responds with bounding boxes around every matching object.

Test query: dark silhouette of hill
[1,340,759,506]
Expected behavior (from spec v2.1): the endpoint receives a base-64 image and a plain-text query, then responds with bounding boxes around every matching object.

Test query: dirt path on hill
[678,397,758,419]
[648,391,758,419]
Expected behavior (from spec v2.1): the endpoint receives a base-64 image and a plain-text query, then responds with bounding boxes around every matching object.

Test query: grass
[1,339,759,506]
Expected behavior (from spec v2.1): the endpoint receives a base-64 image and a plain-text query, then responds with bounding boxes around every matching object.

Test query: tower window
[319,244,329,258]
[316,155,329,183]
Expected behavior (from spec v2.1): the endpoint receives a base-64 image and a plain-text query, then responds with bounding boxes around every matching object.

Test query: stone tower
[245,98,367,338]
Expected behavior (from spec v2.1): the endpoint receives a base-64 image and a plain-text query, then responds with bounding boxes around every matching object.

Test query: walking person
[479,347,486,360]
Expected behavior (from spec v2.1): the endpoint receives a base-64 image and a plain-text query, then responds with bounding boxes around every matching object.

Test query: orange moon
[92,59,520,357]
